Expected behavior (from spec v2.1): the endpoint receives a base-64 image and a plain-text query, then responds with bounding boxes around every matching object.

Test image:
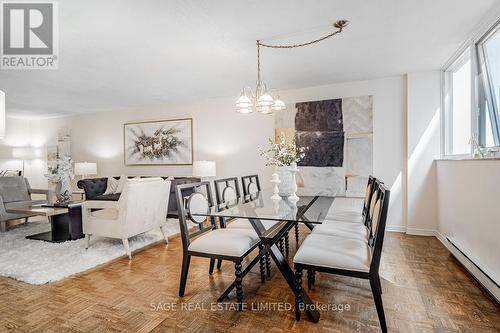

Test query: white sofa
[82,178,171,259]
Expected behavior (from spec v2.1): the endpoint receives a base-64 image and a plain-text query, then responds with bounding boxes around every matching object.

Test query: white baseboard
[406,227,437,236]
[386,225,406,233]
[434,231,499,303]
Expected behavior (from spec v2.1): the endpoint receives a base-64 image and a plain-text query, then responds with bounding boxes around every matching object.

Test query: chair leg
[179,255,191,297]
[307,269,313,289]
[259,245,265,283]
[285,233,290,256]
[159,225,169,244]
[370,277,387,333]
[209,259,215,275]
[25,217,28,223]
[294,223,299,245]
[279,239,284,254]
[294,269,303,321]
[85,234,91,249]
[217,259,222,270]
[378,276,383,294]
[265,252,271,277]
[235,261,243,311]
[0,221,7,232]
[122,238,131,260]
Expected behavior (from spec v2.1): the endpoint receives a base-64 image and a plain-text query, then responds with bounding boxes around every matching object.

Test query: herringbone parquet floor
[0,229,498,332]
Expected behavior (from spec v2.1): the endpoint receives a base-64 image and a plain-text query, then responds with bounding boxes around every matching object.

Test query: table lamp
[192,160,216,180]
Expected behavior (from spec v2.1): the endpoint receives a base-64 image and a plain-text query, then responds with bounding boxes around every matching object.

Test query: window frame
[441,14,500,159]
[442,46,474,159]
[476,22,500,147]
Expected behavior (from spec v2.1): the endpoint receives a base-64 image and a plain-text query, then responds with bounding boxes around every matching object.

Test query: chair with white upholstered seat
[311,178,382,242]
[214,177,275,279]
[293,180,390,332]
[82,178,171,259]
[176,181,262,310]
[241,174,299,253]
[324,176,377,224]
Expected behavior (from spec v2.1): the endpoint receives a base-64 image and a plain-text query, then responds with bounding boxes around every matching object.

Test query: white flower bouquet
[259,133,307,167]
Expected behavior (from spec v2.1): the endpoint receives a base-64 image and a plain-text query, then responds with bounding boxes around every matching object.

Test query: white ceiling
[1,0,498,118]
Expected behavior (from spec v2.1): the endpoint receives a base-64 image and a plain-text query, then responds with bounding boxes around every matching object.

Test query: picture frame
[123,118,193,165]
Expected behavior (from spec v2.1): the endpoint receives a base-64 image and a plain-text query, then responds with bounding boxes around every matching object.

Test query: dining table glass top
[191,189,336,224]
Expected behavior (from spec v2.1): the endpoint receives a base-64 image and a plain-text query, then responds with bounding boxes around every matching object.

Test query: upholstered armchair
[0,176,54,232]
[82,178,171,259]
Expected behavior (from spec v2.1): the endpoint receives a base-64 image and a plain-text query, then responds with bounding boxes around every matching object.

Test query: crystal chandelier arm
[257,20,348,49]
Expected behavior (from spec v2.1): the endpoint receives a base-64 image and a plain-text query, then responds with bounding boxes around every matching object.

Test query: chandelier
[236,20,349,114]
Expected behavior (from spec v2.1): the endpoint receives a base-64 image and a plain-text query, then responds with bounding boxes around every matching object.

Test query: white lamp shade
[273,98,286,111]
[74,162,97,176]
[192,160,216,177]
[236,94,252,108]
[256,93,274,107]
[236,107,253,114]
[0,90,5,139]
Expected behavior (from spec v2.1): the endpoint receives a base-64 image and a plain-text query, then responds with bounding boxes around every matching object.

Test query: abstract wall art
[124,118,193,165]
[275,96,373,197]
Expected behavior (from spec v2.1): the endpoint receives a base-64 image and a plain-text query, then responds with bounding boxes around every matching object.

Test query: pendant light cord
[257,20,348,49]
[255,20,348,83]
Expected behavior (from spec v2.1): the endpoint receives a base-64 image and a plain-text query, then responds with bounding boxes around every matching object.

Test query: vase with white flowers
[45,155,75,203]
[259,133,307,197]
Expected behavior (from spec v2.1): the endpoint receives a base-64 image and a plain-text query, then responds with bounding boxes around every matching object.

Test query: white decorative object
[259,133,308,197]
[288,162,299,202]
[276,166,294,197]
[270,173,281,200]
[45,155,74,203]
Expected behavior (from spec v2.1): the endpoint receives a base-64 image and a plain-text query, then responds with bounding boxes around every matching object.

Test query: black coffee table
[7,201,84,243]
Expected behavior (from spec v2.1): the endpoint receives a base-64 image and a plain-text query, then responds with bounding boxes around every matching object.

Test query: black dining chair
[241,174,300,254]
[311,176,379,243]
[176,181,263,310]
[214,177,278,280]
[293,180,390,332]
[325,175,377,225]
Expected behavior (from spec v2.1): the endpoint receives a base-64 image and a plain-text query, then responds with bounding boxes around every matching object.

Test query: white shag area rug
[0,219,180,285]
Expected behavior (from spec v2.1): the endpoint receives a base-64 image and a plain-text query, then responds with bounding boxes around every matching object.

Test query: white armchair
[82,178,171,259]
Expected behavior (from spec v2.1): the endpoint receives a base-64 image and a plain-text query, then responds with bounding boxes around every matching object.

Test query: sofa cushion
[103,177,120,195]
[0,177,30,203]
[91,208,119,219]
[92,194,121,201]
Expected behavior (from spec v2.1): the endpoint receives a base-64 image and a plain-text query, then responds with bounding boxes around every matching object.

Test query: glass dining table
[191,189,336,322]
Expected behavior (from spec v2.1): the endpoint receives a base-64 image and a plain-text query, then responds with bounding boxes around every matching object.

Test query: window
[444,49,472,156]
[477,24,500,147]
[443,18,500,157]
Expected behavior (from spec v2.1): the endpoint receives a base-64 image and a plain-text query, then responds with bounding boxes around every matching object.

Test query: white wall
[6,75,406,229]
[280,76,406,229]
[406,72,441,233]
[436,160,500,300]
[31,98,276,183]
[0,117,47,187]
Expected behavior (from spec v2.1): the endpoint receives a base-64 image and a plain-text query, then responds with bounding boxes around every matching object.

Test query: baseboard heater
[446,236,499,303]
